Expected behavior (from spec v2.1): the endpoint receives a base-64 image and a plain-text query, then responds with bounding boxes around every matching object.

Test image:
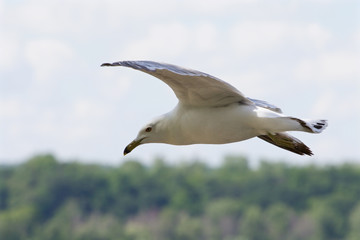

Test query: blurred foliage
[1,154,360,240]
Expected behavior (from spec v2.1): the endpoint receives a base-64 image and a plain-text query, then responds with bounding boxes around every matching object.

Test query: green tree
[205,198,244,239]
[239,205,267,240]
[347,202,360,240]
[175,212,202,240]
[37,200,82,240]
[168,161,209,214]
[1,154,360,240]
[0,205,36,240]
[264,203,295,240]
[308,198,345,240]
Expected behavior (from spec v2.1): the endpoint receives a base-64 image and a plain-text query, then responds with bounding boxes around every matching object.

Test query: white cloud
[229,21,331,56]
[311,90,360,118]
[72,98,111,120]
[304,23,332,48]
[13,0,102,35]
[223,72,267,97]
[120,22,190,59]
[193,23,218,52]
[0,98,23,118]
[59,99,112,140]
[10,0,177,36]
[230,22,283,55]
[25,39,74,82]
[97,70,131,100]
[355,31,360,44]
[0,32,19,70]
[119,22,221,61]
[294,51,360,83]
[103,0,174,19]
[310,91,336,117]
[182,0,258,14]
[300,0,334,3]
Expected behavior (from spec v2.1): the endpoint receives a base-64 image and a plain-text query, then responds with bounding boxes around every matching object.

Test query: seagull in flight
[101,61,328,156]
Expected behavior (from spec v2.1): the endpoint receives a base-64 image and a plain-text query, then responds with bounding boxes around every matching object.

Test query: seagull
[101,61,328,156]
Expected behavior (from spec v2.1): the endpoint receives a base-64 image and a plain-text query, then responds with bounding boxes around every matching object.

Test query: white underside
[162,102,304,145]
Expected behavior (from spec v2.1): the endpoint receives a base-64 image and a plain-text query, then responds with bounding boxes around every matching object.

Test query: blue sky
[0,0,359,165]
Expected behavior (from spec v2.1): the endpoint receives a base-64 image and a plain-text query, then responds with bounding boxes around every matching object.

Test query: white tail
[304,119,328,133]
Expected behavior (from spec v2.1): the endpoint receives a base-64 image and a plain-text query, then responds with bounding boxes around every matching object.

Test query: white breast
[166,103,261,145]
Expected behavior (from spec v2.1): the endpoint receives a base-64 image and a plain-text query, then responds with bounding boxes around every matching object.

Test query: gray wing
[248,98,282,113]
[101,61,253,107]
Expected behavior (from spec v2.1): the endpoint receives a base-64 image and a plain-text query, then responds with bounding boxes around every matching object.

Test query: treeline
[1,154,360,240]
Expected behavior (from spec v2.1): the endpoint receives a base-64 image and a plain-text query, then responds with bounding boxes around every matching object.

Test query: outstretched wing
[248,98,282,113]
[101,61,253,107]
[258,133,313,156]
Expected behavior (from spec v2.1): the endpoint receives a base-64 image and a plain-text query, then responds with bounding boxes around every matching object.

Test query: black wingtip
[101,63,113,67]
[296,144,313,156]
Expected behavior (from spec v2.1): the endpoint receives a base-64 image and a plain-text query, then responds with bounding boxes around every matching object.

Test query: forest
[1,154,360,240]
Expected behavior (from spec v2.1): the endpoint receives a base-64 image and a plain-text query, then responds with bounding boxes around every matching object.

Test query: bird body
[101,61,328,156]
[145,102,317,145]
[151,102,257,145]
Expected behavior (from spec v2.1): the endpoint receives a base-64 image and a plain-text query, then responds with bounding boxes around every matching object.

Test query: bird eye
[145,127,152,132]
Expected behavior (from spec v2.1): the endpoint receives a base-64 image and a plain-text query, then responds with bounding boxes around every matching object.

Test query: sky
[0,0,359,166]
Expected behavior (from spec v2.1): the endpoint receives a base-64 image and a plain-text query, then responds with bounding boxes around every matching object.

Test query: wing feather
[258,133,313,156]
[248,98,282,113]
[101,61,253,107]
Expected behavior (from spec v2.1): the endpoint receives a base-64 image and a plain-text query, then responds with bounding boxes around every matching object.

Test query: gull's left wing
[101,61,253,107]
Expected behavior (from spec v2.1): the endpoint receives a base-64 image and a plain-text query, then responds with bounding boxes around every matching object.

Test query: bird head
[123,117,166,155]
